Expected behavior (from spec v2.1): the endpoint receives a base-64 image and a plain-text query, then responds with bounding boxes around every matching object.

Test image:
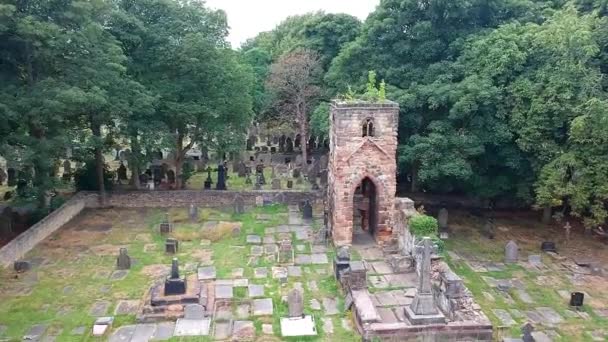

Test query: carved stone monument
[288,288,304,318]
[116,248,131,270]
[164,258,186,296]
[505,240,518,264]
[404,237,445,324]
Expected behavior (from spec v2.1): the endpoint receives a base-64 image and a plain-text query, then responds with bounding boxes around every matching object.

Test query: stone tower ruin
[327,100,399,246]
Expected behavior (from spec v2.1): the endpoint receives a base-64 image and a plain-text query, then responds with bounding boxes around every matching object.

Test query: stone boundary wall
[93,190,320,208]
[0,190,320,268]
[0,192,94,267]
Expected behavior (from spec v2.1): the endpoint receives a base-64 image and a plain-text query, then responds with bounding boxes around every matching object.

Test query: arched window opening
[362,118,374,137]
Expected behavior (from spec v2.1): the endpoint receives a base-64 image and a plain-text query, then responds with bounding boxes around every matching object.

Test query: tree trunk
[410,163,419,192]
[129,136,141,189]
[174,131,185,190]
[91,122,106,207]
[299,113,308,164]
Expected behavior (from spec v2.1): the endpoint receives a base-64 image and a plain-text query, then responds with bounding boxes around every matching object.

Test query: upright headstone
[271,178,281,190]
[302,201,313,220]
[63,160,72,176]
[237,161,247,177]
[165,238,179,254]
[285,138,294,153]
[204,167,213,190]
[7,168,16,187]
[167,170,176,184]
[216,164,227,190]
[116,248,131,270]
[189,204,198,222]
[287,180,293,189]
[0,167,6,186]
[117,163,128,183]
[521,322,534,342]
[504,240,518,264]
[437,208,448,231]
[288,288,304,318]
[255,162,266,186]
[234,196,245,214]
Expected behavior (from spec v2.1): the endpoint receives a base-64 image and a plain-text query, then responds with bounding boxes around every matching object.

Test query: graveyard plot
[0,205,358,341]
[443,210,608,341]
[186,168,312,191]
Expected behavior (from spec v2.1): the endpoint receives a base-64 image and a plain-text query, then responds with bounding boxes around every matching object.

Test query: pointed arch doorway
[352,177,378,245]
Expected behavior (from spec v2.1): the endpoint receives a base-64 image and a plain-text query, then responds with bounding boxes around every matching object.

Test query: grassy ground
[186,169,311,191]
[443,211,608,341]
[0,205,357,341]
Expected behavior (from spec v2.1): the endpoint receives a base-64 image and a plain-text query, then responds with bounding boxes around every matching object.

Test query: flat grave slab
[311,253,328,264]
[109,325,135,342]
[280,316,317,337]
[248,284,265,297]
[132,323,156,341]
[23,324,47,341]
[152,322,175,340]
[198,266,216,280]
[174,318,210,336]
[254,267,268,278]
[216,285,234,299]
[295,254,311,265]
[90,301,111,317]
[114,300,139,315]
[323,297,339,315]
[232,321,255,341]
[492,309,516,326]
[246,235,262,244]
[252,298,274,316]
[288,266,302,277]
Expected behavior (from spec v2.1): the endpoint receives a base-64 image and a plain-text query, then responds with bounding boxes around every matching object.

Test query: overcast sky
[205,0,380,47]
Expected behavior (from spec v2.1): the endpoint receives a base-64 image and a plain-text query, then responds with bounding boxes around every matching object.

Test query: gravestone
[255,162,266,186]
[63,160,72,175]
[570,292,584,308]
[437,208,448,231]
[271,178,281,190]
[293,168,301,178]
[164,258,186,296]
[483,218,495,239]
[203,167,213,190]
[167,170,176,184]
[521,322,534,342]
[14,260,31,273]
[216,164,227,190]
[116,248,131,270]
[0,168,5,185]
[165,238,179,254]
[302,201,313,220]
[404,237,445,324]
[237,161,247,177]
[540,241,556,253]
[189,204,198,222]
[505,240,519,264]
[278,240,294,264]
[117,163,128,183]
[7,168,16,187]
[285,138,294,153]
[287,180,293,189]
[234,196,245,214]
[288,288,304,317]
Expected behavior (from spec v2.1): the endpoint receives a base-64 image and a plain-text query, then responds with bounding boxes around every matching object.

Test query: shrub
[409,214,438,237]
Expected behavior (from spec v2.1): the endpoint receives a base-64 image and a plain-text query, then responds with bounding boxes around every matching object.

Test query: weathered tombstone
[255,162,266,186]
[7,168,16,187]
[271,178,281,190]
[234,196,245,214]
[167,170,176,184]
[165,238,179,254]
[189,204,198,222]
[288,288,304,317]
[14,260,31,273]
[504,240,518,264]
[63,160,72,176]
[203,167,213,190]
[521,322,534,342]
[117,163,128,183]
[483,218,495,239]
[237,161,247,177]
[294,135,301,149]
[285,137,294,153]
[216,164,227,190]
[404,237,445,324]
[302,201,313,220]
[295,155,303,166]
[437,208,448,231]
[0,167,5,186]
[540,241,556,253]
[287,180,293,189]
[116,248,131,270]
[279,135,286,152]
[570,292,584,309]
[164,258,186,296]
[334,246,350,281]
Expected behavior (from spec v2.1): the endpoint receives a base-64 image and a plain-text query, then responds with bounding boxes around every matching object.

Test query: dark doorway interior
[353,177,377,244]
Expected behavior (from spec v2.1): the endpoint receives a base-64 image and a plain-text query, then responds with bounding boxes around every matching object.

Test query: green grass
[0,204,352,341]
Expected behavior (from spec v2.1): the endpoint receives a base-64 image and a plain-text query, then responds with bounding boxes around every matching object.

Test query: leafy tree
[266,49,322,163]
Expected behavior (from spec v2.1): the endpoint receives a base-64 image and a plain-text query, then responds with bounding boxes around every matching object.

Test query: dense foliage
[409,214,439,237]
[0,0,254,205]
[243,0,608,227]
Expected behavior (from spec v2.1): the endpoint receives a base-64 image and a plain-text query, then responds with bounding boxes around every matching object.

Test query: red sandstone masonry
[328,100,399,246]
